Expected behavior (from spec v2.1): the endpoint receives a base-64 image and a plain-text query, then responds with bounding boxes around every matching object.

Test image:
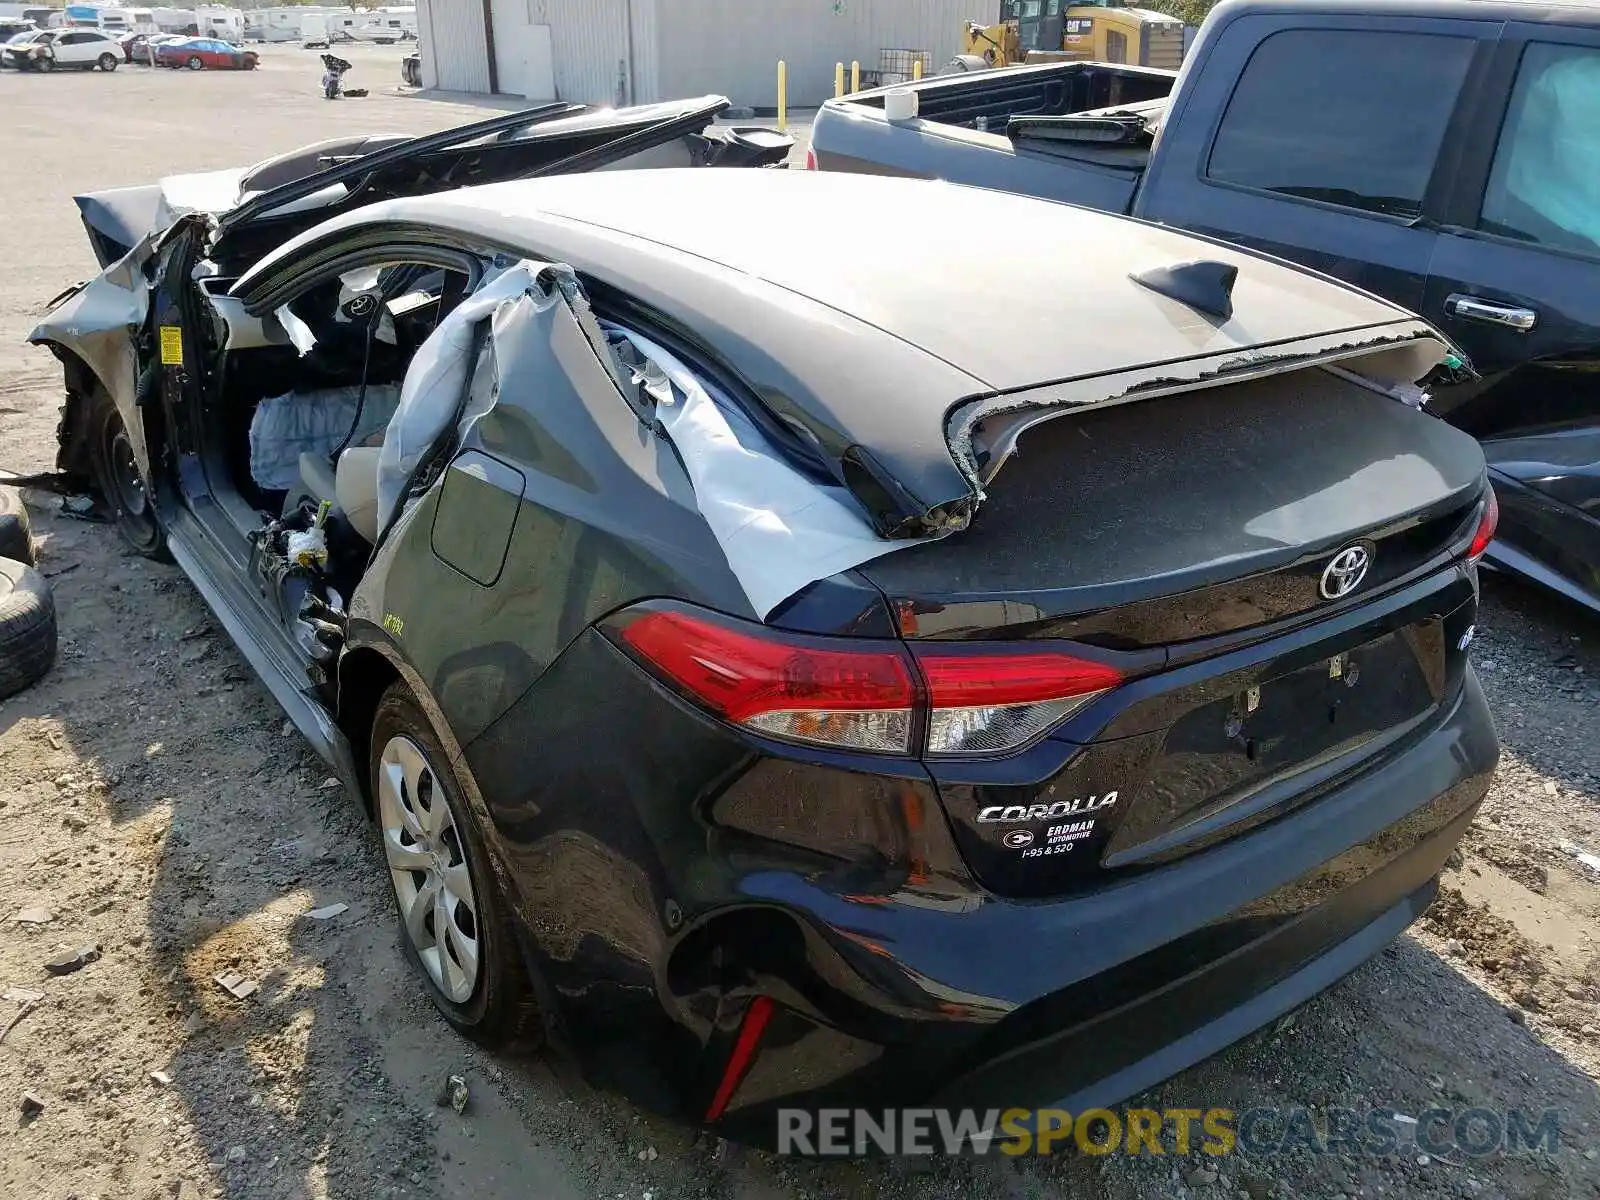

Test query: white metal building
[415,0,973,108]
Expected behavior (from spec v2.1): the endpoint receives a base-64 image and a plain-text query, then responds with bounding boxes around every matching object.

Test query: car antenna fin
[1129,259,1238,321]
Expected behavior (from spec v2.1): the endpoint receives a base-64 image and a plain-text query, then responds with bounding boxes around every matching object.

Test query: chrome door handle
[1445,294,1537,332]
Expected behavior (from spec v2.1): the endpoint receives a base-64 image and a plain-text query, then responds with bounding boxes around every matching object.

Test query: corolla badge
[978,792,1119,824]
[1320,545,1371,600]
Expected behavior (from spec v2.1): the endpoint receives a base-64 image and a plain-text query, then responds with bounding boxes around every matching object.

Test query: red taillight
[1467,487,1498,564]
[618,609,916,753]
[613,606,1124,756]
[915,647,1123,755]
[704,995,774,1122]
[803,147,817,170]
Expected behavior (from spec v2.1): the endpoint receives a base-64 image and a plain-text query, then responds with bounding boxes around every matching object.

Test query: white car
[2,27,121,70]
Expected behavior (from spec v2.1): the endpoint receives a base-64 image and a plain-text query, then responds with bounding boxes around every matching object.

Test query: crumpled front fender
[28,230,160,482]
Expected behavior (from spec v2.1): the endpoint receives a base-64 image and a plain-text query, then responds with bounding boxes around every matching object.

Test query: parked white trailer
[150,6,197,33]
[246,5,324,42]
[97,7,158,33]
[193,3,241,39]
[366,6,416,40]
[0,2,58,22]
[299,9,330,46]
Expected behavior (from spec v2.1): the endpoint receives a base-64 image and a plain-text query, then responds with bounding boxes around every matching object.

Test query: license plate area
[1105,620,1447,860]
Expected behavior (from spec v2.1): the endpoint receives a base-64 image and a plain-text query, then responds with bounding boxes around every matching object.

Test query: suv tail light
[610,606,1122,757]
[1466,487,1498,565]
[803,147,817,170]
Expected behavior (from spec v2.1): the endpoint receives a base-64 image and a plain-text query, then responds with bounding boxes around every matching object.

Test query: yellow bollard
[777,60,787,131]
[851,60,860,93]
[913,58,923,80]
[835,61,844,98]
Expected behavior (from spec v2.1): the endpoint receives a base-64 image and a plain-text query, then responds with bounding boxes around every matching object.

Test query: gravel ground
[0,49,1597,1200]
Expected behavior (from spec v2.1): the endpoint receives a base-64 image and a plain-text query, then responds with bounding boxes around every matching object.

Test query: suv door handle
[1445,294,1538,332]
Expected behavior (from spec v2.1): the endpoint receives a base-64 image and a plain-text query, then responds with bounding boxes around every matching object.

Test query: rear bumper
[464,631,1496,1146]
[709,666,1496,1146]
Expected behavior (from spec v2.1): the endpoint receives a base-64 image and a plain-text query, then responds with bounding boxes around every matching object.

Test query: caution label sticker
[159,325,183,366]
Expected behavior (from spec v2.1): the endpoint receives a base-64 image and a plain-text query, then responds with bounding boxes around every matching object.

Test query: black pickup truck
[810,0,1600,616]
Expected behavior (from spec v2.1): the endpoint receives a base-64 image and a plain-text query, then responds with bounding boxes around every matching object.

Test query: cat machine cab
[956,0,1186,71]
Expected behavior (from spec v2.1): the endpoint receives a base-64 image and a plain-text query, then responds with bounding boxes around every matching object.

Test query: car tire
[87,389,169,561]
[186,55,203,70]
[98,53,117,70]
[369,682,543,1051]
[0,558,57,702]
[0,489,34,567]
[34,56,52,72]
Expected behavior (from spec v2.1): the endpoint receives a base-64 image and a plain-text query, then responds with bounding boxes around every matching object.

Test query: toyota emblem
[1320,545,1371,600]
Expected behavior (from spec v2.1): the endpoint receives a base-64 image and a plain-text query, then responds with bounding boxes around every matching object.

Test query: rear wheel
[186,55,203,70]
[98,53,117,70]
[87,389,168,561]
[370,683,542,1049]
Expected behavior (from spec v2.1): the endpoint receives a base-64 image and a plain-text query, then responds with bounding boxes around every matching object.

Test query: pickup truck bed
[818,62,1174,214]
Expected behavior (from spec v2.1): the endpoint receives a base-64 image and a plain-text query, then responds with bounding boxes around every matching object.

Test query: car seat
[295,448,382,542]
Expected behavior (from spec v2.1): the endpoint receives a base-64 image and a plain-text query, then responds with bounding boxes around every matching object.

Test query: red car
[154,36,257,70]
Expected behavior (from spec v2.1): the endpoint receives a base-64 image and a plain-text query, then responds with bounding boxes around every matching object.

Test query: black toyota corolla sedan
[28,108,1498,1147]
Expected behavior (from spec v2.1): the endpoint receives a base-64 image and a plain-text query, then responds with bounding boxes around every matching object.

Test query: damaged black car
[29,109,1499,1147]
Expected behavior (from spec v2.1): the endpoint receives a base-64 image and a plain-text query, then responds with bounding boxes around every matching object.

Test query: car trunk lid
[859,367,1484,641]
[855,364,1487,898]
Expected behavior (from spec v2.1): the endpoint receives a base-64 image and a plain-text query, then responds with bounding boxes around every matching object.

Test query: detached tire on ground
[0,488,34,566]
[0,558,57,701]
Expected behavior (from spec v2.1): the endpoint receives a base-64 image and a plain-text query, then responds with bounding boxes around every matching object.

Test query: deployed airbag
[249,385,400,491]
[376,261,562,531]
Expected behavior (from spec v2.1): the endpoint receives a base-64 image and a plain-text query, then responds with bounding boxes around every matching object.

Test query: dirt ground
[0,47,1598,1200]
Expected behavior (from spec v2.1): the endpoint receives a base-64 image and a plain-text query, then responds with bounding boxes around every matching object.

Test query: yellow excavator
[958,0,1187,71]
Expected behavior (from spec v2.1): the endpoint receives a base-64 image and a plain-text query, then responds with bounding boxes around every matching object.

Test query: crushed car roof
[234,170,1446,533]
[280,169,1423,393]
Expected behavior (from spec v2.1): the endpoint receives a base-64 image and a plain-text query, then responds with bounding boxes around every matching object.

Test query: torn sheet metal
[27,230,162,479]
[615,328,937,619]
[74,184,165,259]
[955,323,1453,489]
[376,253,930,619]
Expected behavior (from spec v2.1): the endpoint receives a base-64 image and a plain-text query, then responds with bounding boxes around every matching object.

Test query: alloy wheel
[377,734,481,1003]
